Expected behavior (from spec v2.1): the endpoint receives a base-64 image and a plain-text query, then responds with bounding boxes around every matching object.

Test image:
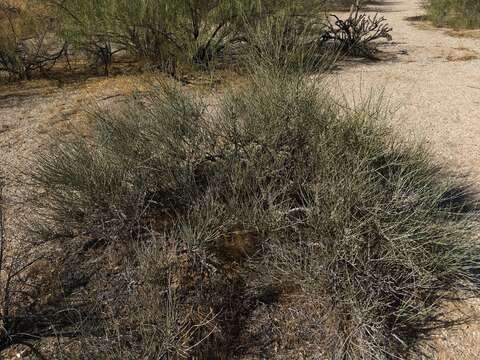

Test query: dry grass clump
[23,51,480,359]
[0,175,90,357]
[427,0,480,29]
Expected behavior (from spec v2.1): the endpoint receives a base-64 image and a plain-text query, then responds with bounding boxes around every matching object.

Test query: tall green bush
[50,0,327,74]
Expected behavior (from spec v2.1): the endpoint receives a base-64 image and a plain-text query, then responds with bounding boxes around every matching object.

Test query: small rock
[0,124,10,133]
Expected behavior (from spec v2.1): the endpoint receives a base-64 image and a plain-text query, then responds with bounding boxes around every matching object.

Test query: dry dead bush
[322,4,393,58]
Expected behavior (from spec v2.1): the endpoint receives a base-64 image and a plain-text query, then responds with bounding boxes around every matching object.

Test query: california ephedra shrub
[30,60,480,358]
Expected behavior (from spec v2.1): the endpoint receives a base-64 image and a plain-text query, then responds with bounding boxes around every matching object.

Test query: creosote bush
[27,57,480,358]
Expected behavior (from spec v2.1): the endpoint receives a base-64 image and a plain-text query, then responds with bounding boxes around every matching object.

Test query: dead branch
[322,5,393,59]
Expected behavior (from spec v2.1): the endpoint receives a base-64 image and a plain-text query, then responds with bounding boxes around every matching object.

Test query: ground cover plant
[14,36,480,359]
[427,0,480,29]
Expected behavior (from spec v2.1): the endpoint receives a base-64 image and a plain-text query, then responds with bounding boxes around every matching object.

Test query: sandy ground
[333,0,480,180]
[1,0,480,358]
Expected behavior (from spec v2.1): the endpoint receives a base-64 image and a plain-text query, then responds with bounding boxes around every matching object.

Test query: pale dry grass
[445,29,480,39]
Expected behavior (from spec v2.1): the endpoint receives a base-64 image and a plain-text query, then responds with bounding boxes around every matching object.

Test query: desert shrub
[246,2,393,64]
[49,0,328,75]
[0,176,82,357]
[46,0,122,76]
[323,4,392,58]
[0,0,65,80]
[427,0,480,28]
[245,12,333,73]
[28,53,480,359]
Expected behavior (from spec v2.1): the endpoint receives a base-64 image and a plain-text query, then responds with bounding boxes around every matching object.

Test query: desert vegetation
[0,0,65,80]
[0,0,392,80]
[426,0,480,28]
[1,19,479,358]
[1,0,480,359]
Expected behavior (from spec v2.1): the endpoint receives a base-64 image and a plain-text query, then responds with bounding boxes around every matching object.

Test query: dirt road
[334,0,480,181]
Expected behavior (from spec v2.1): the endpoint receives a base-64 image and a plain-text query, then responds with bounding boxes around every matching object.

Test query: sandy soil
[333,0,480,180]
[1,0,480,358]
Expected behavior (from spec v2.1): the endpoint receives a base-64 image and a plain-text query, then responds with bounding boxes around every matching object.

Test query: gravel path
[333,0,480,180]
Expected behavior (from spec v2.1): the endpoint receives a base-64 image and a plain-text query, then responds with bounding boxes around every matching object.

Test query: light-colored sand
[332,0,480,180]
